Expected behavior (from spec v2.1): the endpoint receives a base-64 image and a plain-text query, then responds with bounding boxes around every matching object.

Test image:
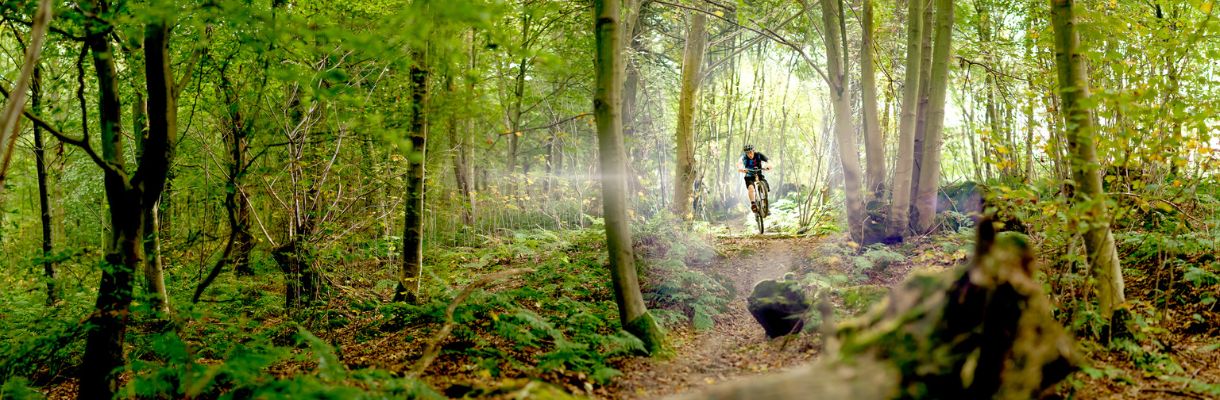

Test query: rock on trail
[605,235,828,399]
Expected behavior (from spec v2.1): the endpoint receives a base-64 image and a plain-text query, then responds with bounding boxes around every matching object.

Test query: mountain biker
[737,144,772,213]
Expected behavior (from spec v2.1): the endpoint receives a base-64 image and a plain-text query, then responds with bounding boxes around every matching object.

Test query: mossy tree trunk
[912,0,954,233]
[861,0,885,199]
[672,10,706,221]
[1050,0,1126,323]
[887,0,924,240]
[593,0,663,352]
[817,0,866,242]
[396,49,429,304]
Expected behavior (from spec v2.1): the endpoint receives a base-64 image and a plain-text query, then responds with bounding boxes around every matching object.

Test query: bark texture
[672,10,707,220]
[913,0,954,233]
[819,0,867,242]
[80,8,178,397]
[887,0,924,239]
[1050,0,1126,322]
[594,0,663,352]
[861,0,885,199]
[396,51,429,304]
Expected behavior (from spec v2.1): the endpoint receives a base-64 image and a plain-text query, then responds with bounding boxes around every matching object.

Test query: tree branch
[651,0,831,85]
[499,112,591,135]
[0,85,121,176]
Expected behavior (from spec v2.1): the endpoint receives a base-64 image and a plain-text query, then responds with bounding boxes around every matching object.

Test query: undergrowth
[0,220,733,397]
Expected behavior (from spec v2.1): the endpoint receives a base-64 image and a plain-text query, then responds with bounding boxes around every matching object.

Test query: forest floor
[603,233,902,399]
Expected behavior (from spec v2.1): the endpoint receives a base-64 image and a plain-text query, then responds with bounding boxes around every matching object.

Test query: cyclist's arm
[737,158,746,172]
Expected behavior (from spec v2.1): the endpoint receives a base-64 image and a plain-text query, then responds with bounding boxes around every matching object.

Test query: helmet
[742,144,754,152]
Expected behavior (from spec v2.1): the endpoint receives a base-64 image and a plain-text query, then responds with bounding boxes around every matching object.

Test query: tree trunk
[80,4,135,395]
[508,12,531,200]
[912,0,954,233]
[816,0,866,241]
[672,10,706,221]
[132,92,170,315]
[32,66,58,306]
[908,0,935,227]
[594,0,663,352]
[275,240,323,308]
[977,0,1005,180]
[1049,0,1126,323]
[861,0,884,199]
[81,9,178,398]
[621,0,645,165]
[454,30,477,225]
[886,0,924,239]
[142,202,170,314]
[1025,78,1036,181]
[224,84,255,277]
[396,50,429,304]
[0,0,52,195]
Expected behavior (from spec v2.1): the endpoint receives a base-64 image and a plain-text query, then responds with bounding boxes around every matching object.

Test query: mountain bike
[746,168,770,235]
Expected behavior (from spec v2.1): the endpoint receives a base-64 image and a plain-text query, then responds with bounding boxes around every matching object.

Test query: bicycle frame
[746,169,769,234]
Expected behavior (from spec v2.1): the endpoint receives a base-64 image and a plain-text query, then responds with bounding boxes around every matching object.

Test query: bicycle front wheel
[756,205,765,235]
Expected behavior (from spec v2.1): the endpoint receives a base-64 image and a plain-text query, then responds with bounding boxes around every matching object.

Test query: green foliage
[0,314,85,386]
[124,327,444,399]
[1109,338,1182,376]
[635,214,732,331]
[850,244,905,273]
[0,377,44,400]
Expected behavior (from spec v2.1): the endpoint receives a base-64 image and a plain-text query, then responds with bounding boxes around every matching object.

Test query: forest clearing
[1,0,1219,398]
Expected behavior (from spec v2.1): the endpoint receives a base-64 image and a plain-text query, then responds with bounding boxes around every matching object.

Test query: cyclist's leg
[744,175,756,203]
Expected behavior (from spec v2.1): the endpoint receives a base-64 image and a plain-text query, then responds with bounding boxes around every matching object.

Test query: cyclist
[737,144,772,213]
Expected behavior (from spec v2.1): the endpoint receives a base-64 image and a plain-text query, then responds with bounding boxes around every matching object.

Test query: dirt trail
[605,235,826,399]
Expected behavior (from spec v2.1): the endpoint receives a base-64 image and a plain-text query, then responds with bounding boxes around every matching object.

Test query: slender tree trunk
[977,0,1005,180]
[594,0,663,352]
[192,67,257,300]
[672,10,707,220]
[887,0,924,239]
[908,0,934,225]
[861,0,884,199]
[1025,78,1036,181]
[142,202,170,314]
[32,66,57,306]
[621,0,645,167]
[453,30,477,225]
[396,50,429,304]
[1050,0,1125,323]
[913,0,954,233]
[133,93,170,315]
[508,12,531,200]
[0,0,52,195]
[815,0,866,241]
[227,107,254,276]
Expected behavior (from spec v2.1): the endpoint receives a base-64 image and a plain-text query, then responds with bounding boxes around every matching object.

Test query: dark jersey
[742,152,769,176]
